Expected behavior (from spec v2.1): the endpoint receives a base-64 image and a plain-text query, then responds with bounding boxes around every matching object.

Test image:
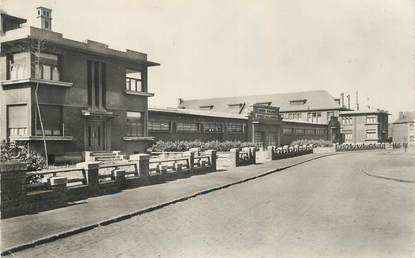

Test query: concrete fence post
[206,150,217,172]
[251,147,257,164]
[188,151,195,172]
[230,148,240,167]
[76,161,100,195]
[130,154,150,178]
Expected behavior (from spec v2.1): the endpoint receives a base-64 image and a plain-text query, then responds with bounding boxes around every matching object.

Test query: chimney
[340,93,344,107]
[355,91,359,111]
[36,7,52,31]
[178,98,184,107]
[346,94,351,110]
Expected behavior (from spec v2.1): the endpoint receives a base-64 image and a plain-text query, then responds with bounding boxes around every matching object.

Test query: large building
[177,90,350,124]
[392,111,415,146]
[339,109,389,144]
[149,105,331,148]
[0,8,159,161]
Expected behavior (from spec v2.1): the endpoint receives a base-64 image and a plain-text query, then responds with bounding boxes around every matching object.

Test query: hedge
[1,142,46,171]
[290,139,333,147]
[149,140,256,152]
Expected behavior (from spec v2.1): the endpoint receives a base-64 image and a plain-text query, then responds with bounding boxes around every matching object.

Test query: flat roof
[149,107,247,120]
[1,26,159,66]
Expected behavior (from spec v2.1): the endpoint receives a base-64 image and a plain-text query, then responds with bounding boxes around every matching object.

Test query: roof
[393,111,415,124]
[149,107,247,120]
[1,26,159,66]
[340,108,390,116]
[178,90,345,114]
[1,13,27,24]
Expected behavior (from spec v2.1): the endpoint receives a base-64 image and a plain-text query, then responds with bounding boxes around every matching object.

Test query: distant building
[177,90,350,125]
[339,109,389,144]
[0,8,159,162]
[149,105,330,149]
[392,111,415,146]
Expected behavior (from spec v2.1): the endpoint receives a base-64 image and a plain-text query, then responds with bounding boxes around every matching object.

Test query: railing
[335,143,386,152]
[149,157,191,176]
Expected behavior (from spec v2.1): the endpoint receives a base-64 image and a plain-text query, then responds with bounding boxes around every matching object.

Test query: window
[409,123,414,130]
[87,61,106,108]
[305,129,315,135]
[345,133,353,140]
[7,105,28,137]
[307,112,322,123]
[289,99,307,105]
[342,117,352,125]
[126,112,144,137]
[410,136,414,142]
[316,129,326,135]
[148,121,170,131]
[35,105,62,136]
[283,128,294,135]
[34,53,60,81]
[227,123,243,133]
[44,21,49,29]
[366,116,377,124]
[204,122,223,132]
[8,52,30,80]
[366,130,377,140]
[125,69,142,92]
[176,122,199,132]
[295,128,305,135]
[327,112,335,122]
[200,105,214,110]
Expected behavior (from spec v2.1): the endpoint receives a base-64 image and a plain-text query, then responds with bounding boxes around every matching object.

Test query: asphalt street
[13,151,415,258]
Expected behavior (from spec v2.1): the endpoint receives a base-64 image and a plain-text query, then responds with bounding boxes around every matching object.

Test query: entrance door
[86,120,105,151]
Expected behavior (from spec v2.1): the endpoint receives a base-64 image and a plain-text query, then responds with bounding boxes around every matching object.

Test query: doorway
[86,120,105,151]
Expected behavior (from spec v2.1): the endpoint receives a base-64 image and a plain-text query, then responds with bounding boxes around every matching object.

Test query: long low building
[148,105,332,148]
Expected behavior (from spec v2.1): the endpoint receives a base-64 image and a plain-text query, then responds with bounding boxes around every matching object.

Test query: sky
[2,0,414,120]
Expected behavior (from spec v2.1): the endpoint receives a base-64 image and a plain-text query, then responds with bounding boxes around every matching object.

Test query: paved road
[13,151,415,258]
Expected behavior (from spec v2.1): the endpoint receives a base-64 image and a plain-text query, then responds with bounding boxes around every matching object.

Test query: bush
[1,142,46,171]
[290,139,333,147]
[149,140,256,152]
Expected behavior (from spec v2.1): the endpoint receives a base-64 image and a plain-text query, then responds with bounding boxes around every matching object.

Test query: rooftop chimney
[346,94,351,110]
[36,7,52,31]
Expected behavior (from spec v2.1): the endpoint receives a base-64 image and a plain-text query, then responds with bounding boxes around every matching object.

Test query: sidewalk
[1,153,335,254]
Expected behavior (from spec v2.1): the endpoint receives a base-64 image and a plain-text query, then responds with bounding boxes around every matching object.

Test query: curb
[1,153,336,256]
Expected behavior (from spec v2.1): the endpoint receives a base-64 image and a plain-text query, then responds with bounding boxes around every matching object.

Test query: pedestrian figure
[403,142,408,152]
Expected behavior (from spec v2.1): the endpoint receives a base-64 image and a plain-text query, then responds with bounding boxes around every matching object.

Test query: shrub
[1,142,46,171]
[290,139,333,147]
[149,140,256,152]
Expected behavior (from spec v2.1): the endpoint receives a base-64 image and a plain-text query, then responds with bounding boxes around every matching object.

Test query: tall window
[307,112,322,123]
[295,128,305,135]
[366,130,377,140]
[7,105,28,137]
[87,60,106,108]
[342,117,352,125]
[345,133,353,140]
[327,112,335,122]
[35,105,62,136]
[126,112,144,137]
[35,53,60,81]
[126,69,142,92]
[8,52,30,80]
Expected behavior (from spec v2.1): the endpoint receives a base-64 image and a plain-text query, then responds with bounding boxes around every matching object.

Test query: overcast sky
[2,0,414,119]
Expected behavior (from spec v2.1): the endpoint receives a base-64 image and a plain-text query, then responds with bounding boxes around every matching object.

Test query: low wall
[335,143,386,152]
[1,150,217,218]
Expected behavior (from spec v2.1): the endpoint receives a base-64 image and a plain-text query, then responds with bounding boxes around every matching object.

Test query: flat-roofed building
[392,111,415,146]
[339,109,389,144]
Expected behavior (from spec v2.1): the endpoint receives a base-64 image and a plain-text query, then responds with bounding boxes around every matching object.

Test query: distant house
[0,7,159,162]
[339,109,389,144]
[392,111,415,146]
[177,90,350,125]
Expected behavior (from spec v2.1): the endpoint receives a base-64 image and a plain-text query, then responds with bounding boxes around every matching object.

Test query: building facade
[392,111,415,146]
[177,90,350,125]
[339,109,389,144]
[0,8,158,162]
